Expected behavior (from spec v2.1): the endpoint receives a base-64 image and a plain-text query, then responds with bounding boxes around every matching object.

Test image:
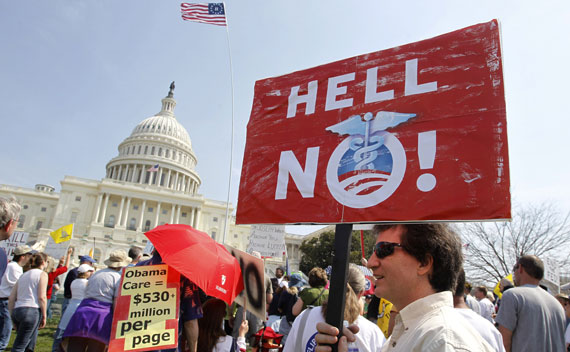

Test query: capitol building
[0,84,304,270]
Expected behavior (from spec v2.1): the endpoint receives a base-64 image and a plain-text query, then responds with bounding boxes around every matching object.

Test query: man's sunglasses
[374,241,403,259]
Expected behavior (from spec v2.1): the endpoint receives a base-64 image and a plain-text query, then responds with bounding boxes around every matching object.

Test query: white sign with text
[543,257,560,287]
[0,231,29,259]
[247,224,286,258]
[43,236,70,260]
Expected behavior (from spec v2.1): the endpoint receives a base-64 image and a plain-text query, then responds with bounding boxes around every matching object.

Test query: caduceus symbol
[327,111,416,166]
[350,112,383,170]
[325,110,416,208]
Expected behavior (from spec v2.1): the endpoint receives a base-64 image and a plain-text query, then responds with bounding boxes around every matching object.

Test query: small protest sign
[109,264,180,351]
[247,224,286,258]
[0,231,28,259]
[143,240,155,255]
[43,236,70,260]
[543,257,560,288]
[225,244,267,320]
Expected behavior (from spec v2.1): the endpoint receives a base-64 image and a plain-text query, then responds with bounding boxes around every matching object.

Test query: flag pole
[222,1,234,245]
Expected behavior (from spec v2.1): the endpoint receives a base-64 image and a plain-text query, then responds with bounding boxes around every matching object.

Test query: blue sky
[2,0,569,235]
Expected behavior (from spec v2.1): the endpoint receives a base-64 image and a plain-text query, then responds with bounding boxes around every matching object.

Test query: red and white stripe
[180,3,226,26]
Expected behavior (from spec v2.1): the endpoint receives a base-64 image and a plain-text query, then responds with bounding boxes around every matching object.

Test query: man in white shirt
[315,224,494,351]
[475,286,495,323]
[454,269,505,352]
[0,197,21,278]
[0,245,33,349]
[464,282,481,315]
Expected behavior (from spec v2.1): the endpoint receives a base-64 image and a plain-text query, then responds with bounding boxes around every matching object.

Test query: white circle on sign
[417,173,436,192]
[326,131,406,209]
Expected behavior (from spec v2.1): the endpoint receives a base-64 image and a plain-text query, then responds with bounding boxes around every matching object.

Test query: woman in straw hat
[60,250,131,352]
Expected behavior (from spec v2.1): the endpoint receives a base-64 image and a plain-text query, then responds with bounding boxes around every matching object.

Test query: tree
[299,229,376,274]
[460,203,570,285]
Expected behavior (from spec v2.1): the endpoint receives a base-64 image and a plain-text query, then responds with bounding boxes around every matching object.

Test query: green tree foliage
[299,229,376,274]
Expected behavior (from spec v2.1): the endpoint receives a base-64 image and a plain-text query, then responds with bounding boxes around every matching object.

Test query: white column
[94,193,103,224]
[131,165,137,182]
[147,167,152,185]
[174,172,180,191]
[100,193,110,224]
[139,166,145,184]
[170,204,175,224]
[186,179,192,194]
[189,206,195,227]
[158,168,163,186]
[122,197,131,227]
[117,196,125,226]
[167,170,172,189]
[176,206,181,223]
[194,208,201,229]
[124,165,130,181]
[154,202,161,227]
[137,200,146,231]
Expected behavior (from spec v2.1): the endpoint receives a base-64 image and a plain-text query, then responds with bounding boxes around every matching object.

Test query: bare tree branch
[459,203,570,286]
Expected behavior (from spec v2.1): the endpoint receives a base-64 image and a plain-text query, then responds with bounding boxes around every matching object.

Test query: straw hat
[103,250,131,268]
[13,245,34,256]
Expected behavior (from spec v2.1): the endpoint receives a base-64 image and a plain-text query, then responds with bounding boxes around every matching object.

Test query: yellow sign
[110,264,180,351]
[377,298,393,339]
[493,273,513,299]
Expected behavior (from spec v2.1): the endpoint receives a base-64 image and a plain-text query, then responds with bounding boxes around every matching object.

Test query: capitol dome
[105,82,201,195]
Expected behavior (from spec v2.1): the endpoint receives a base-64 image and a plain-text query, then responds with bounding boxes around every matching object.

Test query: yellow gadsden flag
[50,224,73,244]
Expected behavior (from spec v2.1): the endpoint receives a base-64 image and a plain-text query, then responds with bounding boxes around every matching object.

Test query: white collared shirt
[478,297,495,323]
[383,291,495,352]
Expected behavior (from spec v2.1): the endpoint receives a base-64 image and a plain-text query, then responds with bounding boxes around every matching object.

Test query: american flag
[181,3,226,26]
[147,164,159,172]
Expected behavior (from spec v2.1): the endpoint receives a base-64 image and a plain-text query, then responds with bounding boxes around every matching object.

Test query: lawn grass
[5,317,59,352]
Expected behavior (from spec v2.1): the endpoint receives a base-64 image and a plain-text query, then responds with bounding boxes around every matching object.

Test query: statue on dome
[168,81,175,97]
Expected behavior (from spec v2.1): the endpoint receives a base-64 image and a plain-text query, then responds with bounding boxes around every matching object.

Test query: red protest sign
[109,265,180,351]
[237,20,510,224]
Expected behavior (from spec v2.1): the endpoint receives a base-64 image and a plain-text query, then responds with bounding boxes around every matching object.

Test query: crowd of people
[1,197,570,352]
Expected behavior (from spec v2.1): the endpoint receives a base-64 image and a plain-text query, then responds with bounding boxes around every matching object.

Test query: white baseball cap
[78,264,95,273]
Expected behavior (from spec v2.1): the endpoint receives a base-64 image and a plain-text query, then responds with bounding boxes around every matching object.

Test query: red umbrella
[144,224,244,305]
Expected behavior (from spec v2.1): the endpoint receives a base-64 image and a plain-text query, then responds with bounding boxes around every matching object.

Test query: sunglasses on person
[374,241,403,259]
